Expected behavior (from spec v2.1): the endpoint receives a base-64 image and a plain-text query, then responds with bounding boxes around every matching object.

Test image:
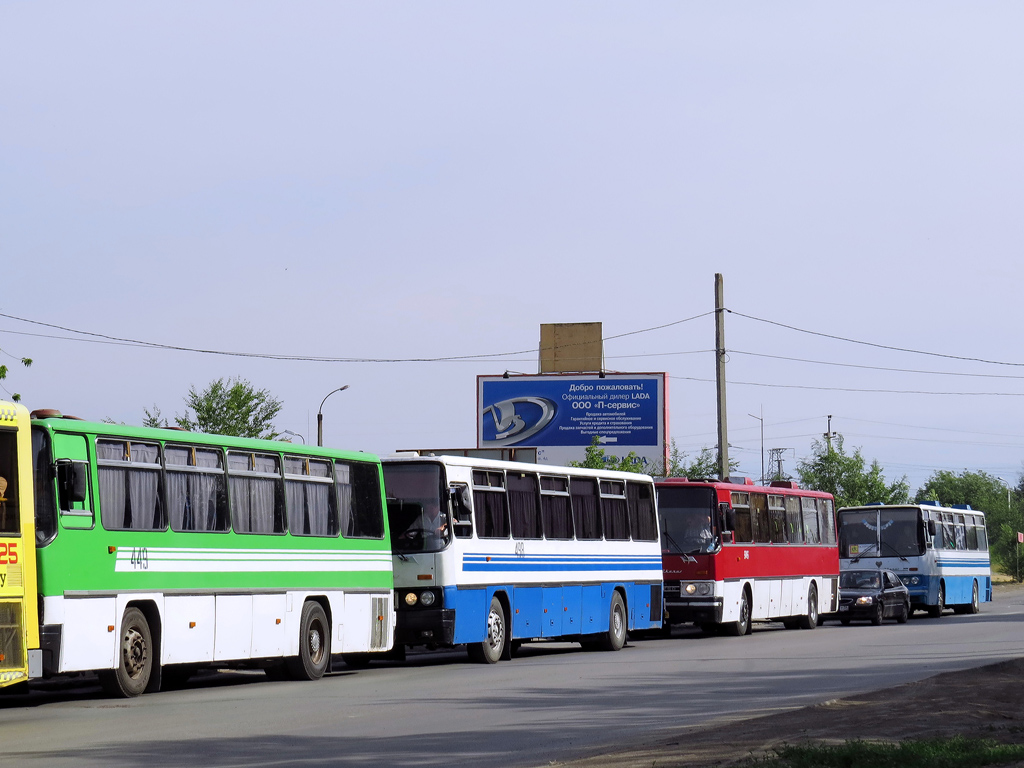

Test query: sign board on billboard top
[477,373,668,470]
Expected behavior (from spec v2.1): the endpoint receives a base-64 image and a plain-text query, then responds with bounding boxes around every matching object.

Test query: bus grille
[370,597,388,651]
[0,601,25,670]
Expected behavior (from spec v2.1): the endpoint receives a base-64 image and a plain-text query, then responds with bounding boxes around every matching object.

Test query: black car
[836,569,910,625]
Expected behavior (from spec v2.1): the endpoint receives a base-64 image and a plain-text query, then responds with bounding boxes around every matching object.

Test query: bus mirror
[56,460,87,506]
[718,502,732,531]
[927,519,937,537]
[721,531,734,544]
[450,484,473,523]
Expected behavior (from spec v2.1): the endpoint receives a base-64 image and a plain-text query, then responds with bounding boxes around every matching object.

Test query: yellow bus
[0,401,39,691]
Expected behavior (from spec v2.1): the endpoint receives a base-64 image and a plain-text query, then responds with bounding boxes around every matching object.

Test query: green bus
[12,407,394,696]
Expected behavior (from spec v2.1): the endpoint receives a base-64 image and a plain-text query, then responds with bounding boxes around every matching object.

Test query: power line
[730,310,1024,368]
[730,349,1024,380]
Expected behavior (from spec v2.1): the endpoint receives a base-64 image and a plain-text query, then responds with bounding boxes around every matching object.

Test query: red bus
[656,477,839,635]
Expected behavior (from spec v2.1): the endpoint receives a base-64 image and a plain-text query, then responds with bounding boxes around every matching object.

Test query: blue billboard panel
[477,374,665,449]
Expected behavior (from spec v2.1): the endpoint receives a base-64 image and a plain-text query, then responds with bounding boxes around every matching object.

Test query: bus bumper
[664,597,723,625]
[395,608,456,647]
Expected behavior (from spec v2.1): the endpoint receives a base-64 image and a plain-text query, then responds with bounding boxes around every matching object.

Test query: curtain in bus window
[541,493,573,539]
[954,516,967,550]
[99,465,128,529]
[967,518,979,550]
[32,429,57,545]
[127,457,161,531]
[751,494,770,543]
[602,495,629,541]
[286,480,311,535]
[802,498,820,544]
[768,496,786,543]
[626,482,657,541]
[475,489,509,538]
[351,462,384,538]
[784,496,803,543]
[167,470,191,530]
[942,515,955,550]
[570,478,601,540]
[251,477,278,533]
[732,503,753,543]
[507,473,542,539]
[818,499,836,545]
[977,524,989,550]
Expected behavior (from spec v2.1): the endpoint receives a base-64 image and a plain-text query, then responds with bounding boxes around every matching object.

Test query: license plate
[839,605,849,612]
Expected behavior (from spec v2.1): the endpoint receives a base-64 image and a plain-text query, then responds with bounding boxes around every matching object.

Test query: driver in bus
[685,514,714,550]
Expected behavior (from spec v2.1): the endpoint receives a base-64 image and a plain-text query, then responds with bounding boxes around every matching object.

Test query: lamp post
[280,430,305,444]
[317,385,349,447]
[748,409,764,485]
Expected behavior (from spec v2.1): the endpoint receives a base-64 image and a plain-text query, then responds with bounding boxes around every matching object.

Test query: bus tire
[799,584,818,630]
[100,607,154,698]
[724,589,751,637]
[468,596,507,664]
[927,583,945,618]
[598,592,627,652]
[970,580,980,614]
[287,601,331,681]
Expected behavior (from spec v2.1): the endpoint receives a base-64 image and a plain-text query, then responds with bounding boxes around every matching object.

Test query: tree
[569,436,648,474]
[916,469,1022,580]
[796,435,909,509]
[171,377,282,439]
[0,352,32,402]
[647,440,724,480]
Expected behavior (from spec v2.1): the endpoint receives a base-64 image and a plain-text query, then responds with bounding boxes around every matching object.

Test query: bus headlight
[684,583,697,595]
[856,596,874,605]
[420,590,436,607]
[697,583,711,596]
[404,592,418,606]
[908,576,921,585]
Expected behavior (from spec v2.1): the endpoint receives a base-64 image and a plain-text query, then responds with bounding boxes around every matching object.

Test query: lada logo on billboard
[482,397,556,446]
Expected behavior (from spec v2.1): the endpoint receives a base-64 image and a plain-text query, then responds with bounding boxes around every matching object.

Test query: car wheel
[896,600,909,624]
[870,600,884,626]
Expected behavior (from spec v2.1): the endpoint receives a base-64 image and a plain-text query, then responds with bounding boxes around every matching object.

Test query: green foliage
[0,353,32,402]
[142,405,168,429]
[172,377,283,439]
[796,435,909,508]
[646,440,724,479]
[751,736,1024,768]
[569,436,648,474]
[916,469,1022,580]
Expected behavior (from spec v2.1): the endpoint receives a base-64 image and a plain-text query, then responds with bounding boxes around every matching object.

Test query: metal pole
[714,273,729,480]
[317,385,350,447]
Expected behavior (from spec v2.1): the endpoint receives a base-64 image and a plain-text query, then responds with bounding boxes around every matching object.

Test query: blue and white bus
[378,456,663,663]
[837,503,991,617]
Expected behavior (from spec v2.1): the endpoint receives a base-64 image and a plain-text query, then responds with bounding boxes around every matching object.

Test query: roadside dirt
[549,582,1024,768]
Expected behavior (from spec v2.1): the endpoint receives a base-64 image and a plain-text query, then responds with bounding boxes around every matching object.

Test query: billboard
[477,373,668,470]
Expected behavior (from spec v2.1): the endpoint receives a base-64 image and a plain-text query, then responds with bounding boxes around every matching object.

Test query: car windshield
[657,486,717,555]
[840,570,881,590]
[382,463,450,553]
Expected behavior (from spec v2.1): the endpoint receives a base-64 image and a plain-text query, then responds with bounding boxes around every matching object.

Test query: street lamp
[317,385,349,447]
[748,409,764,485]
[280,430,305,444]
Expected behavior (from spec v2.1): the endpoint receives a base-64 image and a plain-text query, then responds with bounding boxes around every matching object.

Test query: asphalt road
[4,587,1023,768]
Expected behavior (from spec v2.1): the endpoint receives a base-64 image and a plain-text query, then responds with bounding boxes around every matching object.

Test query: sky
[2,3,1023,496]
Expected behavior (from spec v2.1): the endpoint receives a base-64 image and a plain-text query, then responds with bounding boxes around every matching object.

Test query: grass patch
[751,736,1024,768]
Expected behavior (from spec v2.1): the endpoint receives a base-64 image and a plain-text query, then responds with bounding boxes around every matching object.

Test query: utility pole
[824,414,838,453]
[748,408,764,484]
[715,273,729,480]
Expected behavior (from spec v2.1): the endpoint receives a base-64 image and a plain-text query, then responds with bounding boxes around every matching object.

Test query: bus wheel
[468,596,507,664]
[799,584,818,630]
[599,592,627,652]
[724,590,751,637]
[970,580,980,614]
[287,602,331,681]
[101,607,153,698]
[927,584,945,618]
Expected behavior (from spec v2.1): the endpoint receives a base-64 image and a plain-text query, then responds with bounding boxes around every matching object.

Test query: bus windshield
[382,463,451,554]
[658,486,717,555]
[839,507,924,559]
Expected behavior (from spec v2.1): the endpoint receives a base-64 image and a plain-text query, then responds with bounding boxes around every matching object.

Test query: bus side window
[730,492,752,543]
[751,493,770,543]
[784,496,803,543]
